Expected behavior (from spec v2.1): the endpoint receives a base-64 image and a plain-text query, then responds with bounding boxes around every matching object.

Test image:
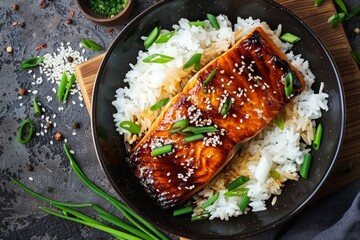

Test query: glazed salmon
[127,27,305,209]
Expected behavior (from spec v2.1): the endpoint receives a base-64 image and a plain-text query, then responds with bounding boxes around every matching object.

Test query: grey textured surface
[0,0,359,240]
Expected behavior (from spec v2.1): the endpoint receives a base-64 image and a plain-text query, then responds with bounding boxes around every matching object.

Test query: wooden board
[74,0,360,201]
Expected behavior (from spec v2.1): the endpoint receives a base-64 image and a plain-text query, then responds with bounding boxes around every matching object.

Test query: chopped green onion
[33,97,41,117]
[328,12,346,26]
[144,26,161,50]
[284,72,293,97]
[334,0,348,14]
[201,192,219,209]
[224,187,248,197]
[155,31,175,43]
[143,54,174,64]
[17,119,34,144]
[80,39,103,51]
[184,134,204,143]
[119,121,141,134]
[20,56,45,70]
[280,33,301,44]
[206,13,220,30]
[202,68,217,93]
[183,53,202,71]
[151,144,173,156]
[188,21,205,28]
[181,126,218,135]
[239,195,250,212]
[173,206,193,216]
[150,98,169,111]
[270,170,280,180]
[351,51,360,66]
[170,119,189,134]
[191,212,210,222]
[314,0,324,7]
[313,123,323,150]
[57,71,68,102]
[220,97,232,116]
[63,73,76,103]
[300,153,312,179]
[275,113,285,130]
[226,176,250,191]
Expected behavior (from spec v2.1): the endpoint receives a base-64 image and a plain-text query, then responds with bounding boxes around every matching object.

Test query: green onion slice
[191,212,210,222]
[170,119,189,134]
[173,206,193,216]
[181,126,218,135]
[220,97,232,116]
[328,13,346,26]
[155,31,176,43]
[17,119,34,144]
[184,134,204,143]
[270,170,281,180]
[144,26,161,50]
[202,68,217,93]
[239,195,250,212]
[143,54,174,64]
[150,98,169,111]
[314,0,324,7]
[284,72,293,97]
[80,39,103,51]
[313,123,323,150]
[275,113,285,130]
[183,53,202,71]
[20,56,45,70]
[226,176,250,191]
[63,73,76,103]
[119,121,141,134]
[300,153,312,179]
[201,192,220,209]
[57,71,68,102]
[206,13,220,30]
[151,144,173,157]
[33,97,41,117]
[224,187,249,197]
[188,21,206,28]
[280,33,301,44]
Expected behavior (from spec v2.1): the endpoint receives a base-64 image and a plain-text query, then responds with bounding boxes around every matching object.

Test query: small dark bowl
[76,0,134,26]
[91,0,345,239]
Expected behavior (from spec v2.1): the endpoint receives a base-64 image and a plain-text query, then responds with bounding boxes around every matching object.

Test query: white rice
[112,15,328,220]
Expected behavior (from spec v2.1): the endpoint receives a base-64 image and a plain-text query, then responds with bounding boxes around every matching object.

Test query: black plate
[91,0,345,238]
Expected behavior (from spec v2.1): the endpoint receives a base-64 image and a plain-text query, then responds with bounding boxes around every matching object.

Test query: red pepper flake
[70,9,75,17]
[106,28,115,35]
[35,43,47,51]
[38,0,48,9]
[19,88,27,95]
[66,18,73,24]
[54,131,62,141]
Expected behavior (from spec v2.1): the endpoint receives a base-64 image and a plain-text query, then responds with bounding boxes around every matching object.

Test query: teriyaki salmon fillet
[127,26,305,209]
